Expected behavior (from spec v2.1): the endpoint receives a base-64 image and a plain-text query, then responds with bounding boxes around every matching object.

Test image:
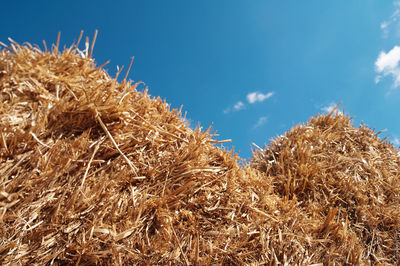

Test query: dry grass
[251,106,400,264]
[0,32,399,265]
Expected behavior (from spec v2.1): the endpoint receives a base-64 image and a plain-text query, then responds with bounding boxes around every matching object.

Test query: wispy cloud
[380,1,400,38]
[375,1,400,90]
[253,116,267,129]
[223,91,274,114]
[320,102,343,115]
[233,101,245,111]
[246,91,274,104]
[381,21,389,38]
[375,46,400,88]
[223,100,245,114]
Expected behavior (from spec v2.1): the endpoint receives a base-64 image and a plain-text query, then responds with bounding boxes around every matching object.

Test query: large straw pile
[1,33,399,265]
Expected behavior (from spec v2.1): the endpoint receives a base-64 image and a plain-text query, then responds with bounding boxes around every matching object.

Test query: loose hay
[251,106,400,264]
[0,33,399,265]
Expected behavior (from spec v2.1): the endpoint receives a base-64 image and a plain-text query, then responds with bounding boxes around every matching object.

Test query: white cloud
[375,46,400,72]
[375,46,400,88]
[223,90,274,114]
[375,2,400,89]
[223,101,245,114]
[380,1,400,38]
[320,102,343,115]
[246,91,274,104]
[233,101,245,111]
[381,21,389,30]
[253,116,267,129]
[381,22,390,38]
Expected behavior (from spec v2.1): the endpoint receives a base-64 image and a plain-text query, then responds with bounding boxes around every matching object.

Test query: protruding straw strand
[123,56,135,82]
[75,30,84,51]
[89,29,98,58]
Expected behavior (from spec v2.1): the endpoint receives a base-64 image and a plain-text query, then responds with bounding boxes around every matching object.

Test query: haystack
[0,32,288,265]
[0,32,399,265]
[251,107,400,264]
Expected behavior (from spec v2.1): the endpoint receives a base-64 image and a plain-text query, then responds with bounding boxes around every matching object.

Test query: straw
[1,33,399,265]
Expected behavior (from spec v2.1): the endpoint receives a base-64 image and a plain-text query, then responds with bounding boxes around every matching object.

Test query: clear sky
[1,1,400,159]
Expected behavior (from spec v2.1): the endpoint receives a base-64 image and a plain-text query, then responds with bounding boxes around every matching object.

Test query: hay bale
[1,33,399,265]
[251,108,400,264]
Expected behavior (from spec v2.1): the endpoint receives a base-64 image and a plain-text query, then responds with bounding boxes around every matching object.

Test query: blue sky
[1,1,400,159]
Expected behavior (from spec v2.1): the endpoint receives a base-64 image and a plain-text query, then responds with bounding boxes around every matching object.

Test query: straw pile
[1,33,399,265]
[251,108,400,264]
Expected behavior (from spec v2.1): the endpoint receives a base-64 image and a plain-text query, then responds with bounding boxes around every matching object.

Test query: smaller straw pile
[1,32,399,265]
[251,107,400,264]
